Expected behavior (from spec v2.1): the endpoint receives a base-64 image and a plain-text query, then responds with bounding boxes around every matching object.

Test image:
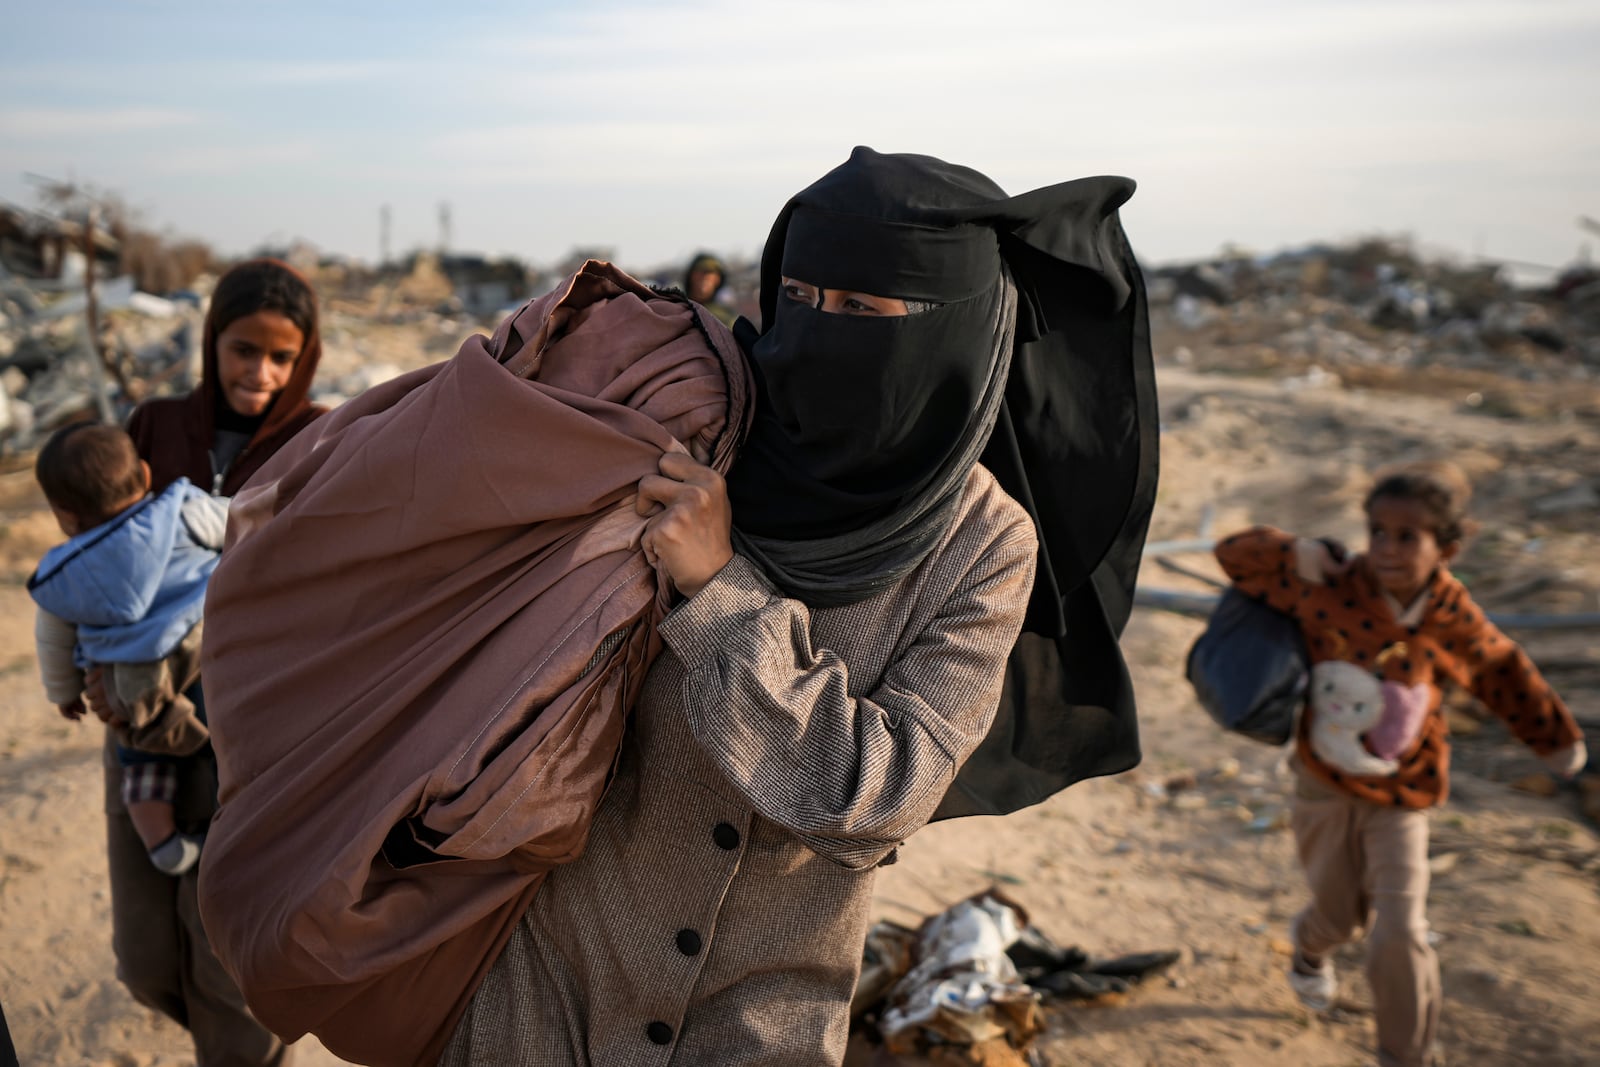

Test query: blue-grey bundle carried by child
[28,422,229,876]
[1215,460,1585,1067]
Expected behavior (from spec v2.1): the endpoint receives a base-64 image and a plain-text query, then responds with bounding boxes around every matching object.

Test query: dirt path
[2,358,1597,1065]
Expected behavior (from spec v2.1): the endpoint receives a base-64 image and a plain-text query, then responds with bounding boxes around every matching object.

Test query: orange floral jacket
[1215,526,1580,808]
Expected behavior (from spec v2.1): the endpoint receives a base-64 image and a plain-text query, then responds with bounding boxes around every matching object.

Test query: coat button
[676,928,702,956]
[712,822,740,850]
[646,1021,674,1045]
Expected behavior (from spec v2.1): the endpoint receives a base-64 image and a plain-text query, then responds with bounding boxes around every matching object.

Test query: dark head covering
[202,257,323,440]
[127,257,326,497]
[727,146,1159,816]
[684,251,726,290]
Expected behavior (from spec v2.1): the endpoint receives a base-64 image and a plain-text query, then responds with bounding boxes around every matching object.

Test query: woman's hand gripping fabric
[636,445,734,599]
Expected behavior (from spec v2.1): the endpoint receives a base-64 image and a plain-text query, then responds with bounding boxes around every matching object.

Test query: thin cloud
[234,60,401,85]
[0,107,201,138]
[3,0,1595,269]
[142,139,321,177]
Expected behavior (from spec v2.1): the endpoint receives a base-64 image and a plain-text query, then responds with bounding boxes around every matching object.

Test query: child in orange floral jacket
[1215,461,1585,1067]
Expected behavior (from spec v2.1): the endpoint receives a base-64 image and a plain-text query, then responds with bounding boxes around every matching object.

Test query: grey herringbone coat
[441,465,1036,1066]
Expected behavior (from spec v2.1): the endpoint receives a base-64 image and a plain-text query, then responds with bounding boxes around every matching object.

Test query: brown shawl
[128,260,326,497]
[195,262,753,1065]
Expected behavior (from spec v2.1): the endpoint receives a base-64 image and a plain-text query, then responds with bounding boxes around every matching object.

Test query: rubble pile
[1149,238,1600,398]
[8,227,1594,455]
[0,266,197,450]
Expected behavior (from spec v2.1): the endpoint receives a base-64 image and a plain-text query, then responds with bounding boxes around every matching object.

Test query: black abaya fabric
[725,147,1159,816]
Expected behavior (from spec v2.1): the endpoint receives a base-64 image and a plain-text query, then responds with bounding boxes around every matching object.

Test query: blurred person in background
[684,250,739,326]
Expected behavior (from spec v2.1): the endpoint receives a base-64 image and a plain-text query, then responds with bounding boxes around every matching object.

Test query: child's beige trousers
[1292,766,1439,1067]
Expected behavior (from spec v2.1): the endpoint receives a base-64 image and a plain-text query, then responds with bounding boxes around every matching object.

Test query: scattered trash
[1427,852,1461,876]
[1164,770,1199,793]
[1528,482,1599,518]
[1245,808,1291,834]
[1511,773,1561,797]
[1577,773,1600,827]
[850,891,1179,1063]
[868,892,1041,1055]
[977,870,1025,887]
[1279,365,1341,392]
[852,922,919,1020]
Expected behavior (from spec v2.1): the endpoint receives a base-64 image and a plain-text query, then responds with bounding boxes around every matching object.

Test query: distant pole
[81,202,131,415]
[380,203,392,267]
[83,204,99,353]
[438,201,451,256]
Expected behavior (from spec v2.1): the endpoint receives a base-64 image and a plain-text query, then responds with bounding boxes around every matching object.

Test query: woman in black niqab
[724,146,1159,815]
[443,146,1157,1065]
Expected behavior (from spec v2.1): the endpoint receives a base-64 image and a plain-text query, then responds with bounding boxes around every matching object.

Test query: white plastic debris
[878,892,1040,1051]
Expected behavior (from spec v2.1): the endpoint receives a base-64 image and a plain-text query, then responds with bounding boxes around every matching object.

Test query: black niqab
[726,147,1159,816]
[733,200,1015,540]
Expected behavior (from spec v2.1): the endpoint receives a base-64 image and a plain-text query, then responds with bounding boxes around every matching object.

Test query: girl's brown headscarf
[200,258,323,447]
[129,258,325,495]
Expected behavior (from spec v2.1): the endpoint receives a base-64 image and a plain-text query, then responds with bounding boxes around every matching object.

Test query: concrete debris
[2,233,758,454]
[1428,851,1461,876]
[1148,237,1600,388]
[1528,482,1600,518]
[1510,772,1561,797]
[0,267,196,451]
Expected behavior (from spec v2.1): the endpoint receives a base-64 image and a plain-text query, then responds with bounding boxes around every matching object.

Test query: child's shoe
[1287,947,1336,1012]
[149,832,204,876]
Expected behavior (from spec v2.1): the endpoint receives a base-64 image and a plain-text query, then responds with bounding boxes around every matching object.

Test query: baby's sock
[149,832,204,876]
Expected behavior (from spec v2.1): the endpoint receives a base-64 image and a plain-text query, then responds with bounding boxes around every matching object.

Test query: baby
[28,422,227,875]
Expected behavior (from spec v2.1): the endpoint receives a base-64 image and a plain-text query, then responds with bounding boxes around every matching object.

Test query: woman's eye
[1353,703,1365,713]
[781,282,815,305]
[271,353,295,366]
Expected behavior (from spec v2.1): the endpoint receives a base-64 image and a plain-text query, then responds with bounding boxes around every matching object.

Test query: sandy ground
[2,328,1598,1066]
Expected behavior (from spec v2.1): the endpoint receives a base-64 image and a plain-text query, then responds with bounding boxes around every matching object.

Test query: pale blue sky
[2,0,1597,273]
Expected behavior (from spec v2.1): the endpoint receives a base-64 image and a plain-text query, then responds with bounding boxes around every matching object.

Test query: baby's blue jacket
[28,478,221,664]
